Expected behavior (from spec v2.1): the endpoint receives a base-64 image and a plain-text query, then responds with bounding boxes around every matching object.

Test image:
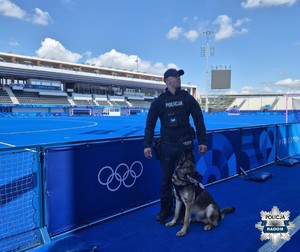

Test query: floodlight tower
[201,30,214,112]
[135,57,139,72]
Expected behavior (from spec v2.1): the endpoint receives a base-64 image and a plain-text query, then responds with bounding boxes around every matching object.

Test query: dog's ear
[185,151,194,159]
[185,151,195,163]
[178,151,195,166]
[178,151,188,164]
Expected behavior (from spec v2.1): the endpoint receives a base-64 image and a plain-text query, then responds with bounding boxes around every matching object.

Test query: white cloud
[166,26,199,42]
[214,15,250,41]
[274,78,300,87]
[35,39,179,75]
[235,18,251,27]
[166,15,249,43]
[240,85,254,94]
[224,90,239,95]
[261,86,273,92]
[31,8,51,26]
[9,39,19,46]
[0,0,26,19]
[35,38,82,63]
[0,0,51,25]
[87,49,141,70]
[183,30,199,42]
[241,0,297,9]
[240,85,273,94]
[86,49,175,75]
[83,51,92,59]
[166,26,184,40]
[166,15,204,42]
[214,15,235,40]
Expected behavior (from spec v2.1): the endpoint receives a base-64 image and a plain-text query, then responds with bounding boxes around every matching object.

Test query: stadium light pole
[135,57,139,72]
[201,30,214,113]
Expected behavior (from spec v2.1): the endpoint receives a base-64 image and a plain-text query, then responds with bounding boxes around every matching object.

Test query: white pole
[205,38,209,113]
[203,30,213,113]
[286,92,289,123]
[135,57,139,72]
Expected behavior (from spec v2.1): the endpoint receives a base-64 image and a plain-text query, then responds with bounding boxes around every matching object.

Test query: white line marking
[0,142,37,152]
[0,120,98,135]
[0,142,15,147]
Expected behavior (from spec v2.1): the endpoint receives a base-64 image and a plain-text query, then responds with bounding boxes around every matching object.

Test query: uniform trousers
[159,138,181,211]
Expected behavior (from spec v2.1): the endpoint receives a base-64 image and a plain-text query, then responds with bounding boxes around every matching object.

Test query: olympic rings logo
[97,161,143,192]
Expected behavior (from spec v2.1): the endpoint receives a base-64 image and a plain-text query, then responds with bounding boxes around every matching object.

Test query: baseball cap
[163,68,184,81]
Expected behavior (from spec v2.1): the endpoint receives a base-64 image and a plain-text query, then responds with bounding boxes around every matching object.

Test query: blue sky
[0,0,299,95]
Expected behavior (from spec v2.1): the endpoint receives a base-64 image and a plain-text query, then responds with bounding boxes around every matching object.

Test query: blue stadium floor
[0,112,288,148]
[31,159,300,252]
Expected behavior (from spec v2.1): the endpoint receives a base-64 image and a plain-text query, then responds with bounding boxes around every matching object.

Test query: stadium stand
[2,87,300,115]
[127,99,152,107]
[275,96,290,110]
[227,95,298,112]
[12,90,70,105]
[0,88,12,104]
[239,97,265,111]
[93,94,110,106]
[207,95,235,112]
[2,52,300,116]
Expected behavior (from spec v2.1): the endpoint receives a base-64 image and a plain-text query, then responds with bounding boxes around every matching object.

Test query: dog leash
[186,175,205,189]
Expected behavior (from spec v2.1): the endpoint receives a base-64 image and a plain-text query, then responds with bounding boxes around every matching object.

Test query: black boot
[156,199,173,223]
[156,209,172,223]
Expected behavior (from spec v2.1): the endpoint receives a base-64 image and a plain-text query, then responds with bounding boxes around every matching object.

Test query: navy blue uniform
[144,87,206,217]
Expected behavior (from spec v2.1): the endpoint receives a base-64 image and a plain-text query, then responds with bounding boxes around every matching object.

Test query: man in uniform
[143,68,207,223]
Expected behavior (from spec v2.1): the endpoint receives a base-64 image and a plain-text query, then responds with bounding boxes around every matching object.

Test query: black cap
[163,68,184,81]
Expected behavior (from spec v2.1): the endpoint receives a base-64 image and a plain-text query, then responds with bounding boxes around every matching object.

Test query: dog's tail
[220,207,235,219]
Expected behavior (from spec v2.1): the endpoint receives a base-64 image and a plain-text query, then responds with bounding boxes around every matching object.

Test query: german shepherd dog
[165,151,235,237]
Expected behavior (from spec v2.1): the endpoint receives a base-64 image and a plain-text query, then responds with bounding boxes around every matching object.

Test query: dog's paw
[165,220,176,227]
[204,224,213,231]
[176,229,187,237]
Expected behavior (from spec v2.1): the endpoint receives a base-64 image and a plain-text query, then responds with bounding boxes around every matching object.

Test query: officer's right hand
[144,147,152,159]
[199,144,207,155]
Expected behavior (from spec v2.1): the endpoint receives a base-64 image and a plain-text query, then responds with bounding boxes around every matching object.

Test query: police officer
[143,68,207,223]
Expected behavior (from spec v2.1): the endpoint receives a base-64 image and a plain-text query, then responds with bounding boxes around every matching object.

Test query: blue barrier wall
[44,124,300,236]
[196,129,239,184]
[45,140,161,236]
[195,126,277,185]
[239,126,277,170]
[277,123,300,158]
